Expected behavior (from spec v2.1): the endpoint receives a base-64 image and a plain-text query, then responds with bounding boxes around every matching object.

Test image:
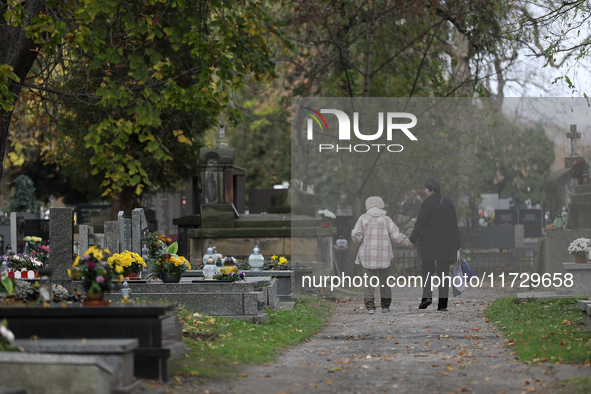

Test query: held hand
[409,243,416,250]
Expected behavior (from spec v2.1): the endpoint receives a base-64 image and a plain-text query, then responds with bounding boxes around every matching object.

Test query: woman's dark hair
[424,179,440,193]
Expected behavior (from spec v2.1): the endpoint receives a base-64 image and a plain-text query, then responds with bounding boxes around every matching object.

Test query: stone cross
[49,208,74,281]
[566,124,581,156]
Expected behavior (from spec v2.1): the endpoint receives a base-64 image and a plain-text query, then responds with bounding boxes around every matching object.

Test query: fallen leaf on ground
[446,364,454,371]
[240,374,248,377]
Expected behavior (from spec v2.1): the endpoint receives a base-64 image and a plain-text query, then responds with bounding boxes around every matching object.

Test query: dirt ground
[153,286,590,394]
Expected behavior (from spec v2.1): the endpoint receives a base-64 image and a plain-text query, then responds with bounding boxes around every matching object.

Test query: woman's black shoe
[418,299,432,309]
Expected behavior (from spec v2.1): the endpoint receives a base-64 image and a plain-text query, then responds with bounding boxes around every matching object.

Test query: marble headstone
[49,208,74,280]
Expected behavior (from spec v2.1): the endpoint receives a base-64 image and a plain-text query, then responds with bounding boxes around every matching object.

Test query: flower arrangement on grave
[69,245,118,295]
[0,253,44,276]
[569,159,591,184]
[24,236,49,263]
[318,209,336,225]
[143,231,168,264]
[107,251,146,278]
[150,242,191,277]
[213,271,245,282]
[267,255,291,270]
[0,320,17,352]
[156,234,174,246]
[567,238,591,258]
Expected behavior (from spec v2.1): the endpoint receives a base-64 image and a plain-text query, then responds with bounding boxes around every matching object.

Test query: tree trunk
[0,0,46,182]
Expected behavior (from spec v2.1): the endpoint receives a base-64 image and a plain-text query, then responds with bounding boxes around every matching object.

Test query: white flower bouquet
[567,238,591,258]
[318,209,336,224]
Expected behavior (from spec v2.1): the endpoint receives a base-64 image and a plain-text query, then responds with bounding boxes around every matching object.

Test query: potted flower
[69,245,117,303]
[569,159,591,185]
[269,255,290,270]
[107,251,146,279]
[318,209,336,227]
[567,237,591,263]
[150,242,191,283]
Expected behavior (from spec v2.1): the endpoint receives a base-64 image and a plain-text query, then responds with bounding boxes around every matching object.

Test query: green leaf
[167,242,179,255]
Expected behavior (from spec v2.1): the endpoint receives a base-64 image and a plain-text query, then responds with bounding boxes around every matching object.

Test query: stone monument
[49,208,74,281]
[538,124,590,276]
[544,125,584,222]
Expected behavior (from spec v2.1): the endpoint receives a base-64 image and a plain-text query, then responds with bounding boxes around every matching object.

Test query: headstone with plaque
[495,210,517,226]
[518,209,542,238]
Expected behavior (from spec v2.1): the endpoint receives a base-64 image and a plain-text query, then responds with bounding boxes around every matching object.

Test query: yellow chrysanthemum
[115,265,124,274]
[67,268,72,277]
[73,255,80,267]
[83,245,97,257]
[279,257,287,265]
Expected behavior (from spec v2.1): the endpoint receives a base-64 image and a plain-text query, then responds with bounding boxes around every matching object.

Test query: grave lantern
[248,245,265,271]
[121,281,131,303]
[202,245,217,268]
[203,257,216,279]
[37,265,53,303]
[221,256,239,275]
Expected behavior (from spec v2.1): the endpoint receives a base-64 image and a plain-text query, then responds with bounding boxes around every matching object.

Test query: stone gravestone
[495,209,517,226]
[73,203,110,225]
[544,125,584,223]
[104,221,119,255]
[117,211,131,253]
[518,209,542,238]
[10,212,35,253]
[23,219,50,242]
[131,208,147,255]
[49,208,74,281]
[0,224,9,254]
[78,225,95,256]
[567,183,591,230]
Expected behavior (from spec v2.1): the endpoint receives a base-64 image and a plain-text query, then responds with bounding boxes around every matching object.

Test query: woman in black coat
[409,179,461,311]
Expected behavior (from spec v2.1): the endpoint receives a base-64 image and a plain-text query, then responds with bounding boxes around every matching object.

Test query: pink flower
[87,261,95,269]
[100,261,107,267]
[32,251,37,255]
[40,245,49,252]
[96,276,104,283]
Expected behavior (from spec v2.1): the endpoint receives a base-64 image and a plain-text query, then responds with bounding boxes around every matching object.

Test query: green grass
[485,298,591,364]
[172,296,332,378]
[552,377,591,394]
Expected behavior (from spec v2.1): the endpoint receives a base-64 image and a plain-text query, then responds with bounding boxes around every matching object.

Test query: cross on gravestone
[566,124,581,156]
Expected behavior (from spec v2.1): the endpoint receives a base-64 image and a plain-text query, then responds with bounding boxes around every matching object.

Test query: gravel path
[161,286,590,394]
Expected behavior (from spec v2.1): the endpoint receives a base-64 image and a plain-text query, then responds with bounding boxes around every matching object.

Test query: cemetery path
[161,287,590,394]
